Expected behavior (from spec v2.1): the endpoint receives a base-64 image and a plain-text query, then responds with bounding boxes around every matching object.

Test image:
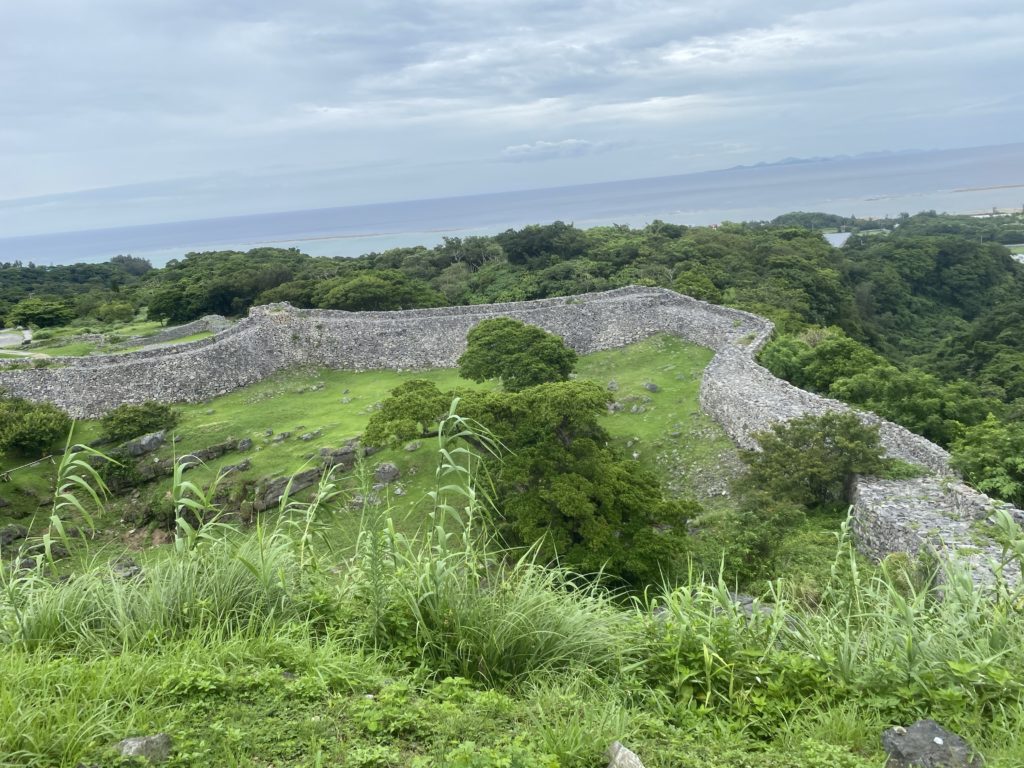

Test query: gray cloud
[1,0,1022,234]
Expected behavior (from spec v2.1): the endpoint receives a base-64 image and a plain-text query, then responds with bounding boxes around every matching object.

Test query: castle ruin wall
[1,285,1019,585]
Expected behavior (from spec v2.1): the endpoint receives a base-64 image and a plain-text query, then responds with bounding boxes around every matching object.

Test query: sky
[1,0,1022,236]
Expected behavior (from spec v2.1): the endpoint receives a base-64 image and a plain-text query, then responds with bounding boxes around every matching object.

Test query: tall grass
[642,519,1024,749]
[345,404,629,686]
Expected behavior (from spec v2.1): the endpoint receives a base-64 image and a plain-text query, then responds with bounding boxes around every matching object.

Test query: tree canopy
[458,318,577,392]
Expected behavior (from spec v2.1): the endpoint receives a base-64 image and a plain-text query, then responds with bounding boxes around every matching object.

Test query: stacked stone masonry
[1,286,1019,586]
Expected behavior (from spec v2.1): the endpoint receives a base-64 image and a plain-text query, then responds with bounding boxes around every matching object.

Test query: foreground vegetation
[2,426,1023,767]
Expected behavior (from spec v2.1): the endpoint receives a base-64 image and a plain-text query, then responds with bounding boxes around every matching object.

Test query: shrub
[0,395,71,456]
[740,411,889,508]
[101,401,179,443]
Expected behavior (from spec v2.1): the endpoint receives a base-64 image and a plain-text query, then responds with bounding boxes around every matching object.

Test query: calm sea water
[3,143,1023,266]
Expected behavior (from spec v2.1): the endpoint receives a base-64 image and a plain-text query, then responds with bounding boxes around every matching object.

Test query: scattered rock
[374,463,400,484]
[348,493,379,510]
[882,720,982,768]
[0,524,28,548]
[0,496,9,508]
[607,380,619,392]
[643,382,660,393]
[116,734,173,763]
[321,443,358,470]
[237,438,253,451]
[17,557,37,571]
[219,459,251,476]
[607,401,623,413]
[263,429,273,437]
[393,485,407,497]
[629,405,646,414]
[404,440,422,452]
[298,430,322,442]
[271,432,291,443]
[204,409,214,415]
[112,557,143,580]
[122,431,166,458]
[606,741,646,768]
[340,397,352,404]
[254,468,322,512]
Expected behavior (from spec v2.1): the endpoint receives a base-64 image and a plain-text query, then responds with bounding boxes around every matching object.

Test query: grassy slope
[1,334,740,536]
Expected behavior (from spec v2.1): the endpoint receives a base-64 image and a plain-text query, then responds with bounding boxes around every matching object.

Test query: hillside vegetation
[4,211,1022,507]
[2,211,1024,766]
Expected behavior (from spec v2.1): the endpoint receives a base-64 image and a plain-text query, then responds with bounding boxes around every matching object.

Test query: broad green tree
[458,318,577,392]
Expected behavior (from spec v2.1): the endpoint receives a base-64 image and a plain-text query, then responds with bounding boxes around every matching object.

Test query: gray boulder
[122,431,165,457]
[1,524,28,548]
[374,463,400,484]
[116,733,173,763]
[321,443,358,470]
[112,557,143,580]
[882,720,982,767]
[237,438,253,451]
[643,382,660,393]
[606,741,645,768]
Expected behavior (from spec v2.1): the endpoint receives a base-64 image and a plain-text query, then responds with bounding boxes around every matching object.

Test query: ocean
[2,143,1023,267]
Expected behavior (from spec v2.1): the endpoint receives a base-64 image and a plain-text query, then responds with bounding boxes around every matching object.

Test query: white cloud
[500,139,615,162]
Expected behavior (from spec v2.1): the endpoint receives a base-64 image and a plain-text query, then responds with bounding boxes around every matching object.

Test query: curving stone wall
[0,285,1019,585]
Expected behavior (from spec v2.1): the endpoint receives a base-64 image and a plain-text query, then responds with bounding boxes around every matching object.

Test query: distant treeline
[3,211,1023,504]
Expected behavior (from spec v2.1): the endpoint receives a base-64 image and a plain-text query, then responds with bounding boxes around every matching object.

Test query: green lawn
[35,341,98,357]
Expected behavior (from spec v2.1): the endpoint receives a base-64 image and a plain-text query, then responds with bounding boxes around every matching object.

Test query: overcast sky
[2,0,1022,236]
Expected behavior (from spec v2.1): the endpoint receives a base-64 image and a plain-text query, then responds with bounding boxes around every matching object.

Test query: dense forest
[2,211,1023,506]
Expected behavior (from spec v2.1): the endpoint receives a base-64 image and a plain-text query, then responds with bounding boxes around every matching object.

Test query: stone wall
[0,285,1019,585]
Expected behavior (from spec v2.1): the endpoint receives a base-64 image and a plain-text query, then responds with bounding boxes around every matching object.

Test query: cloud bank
[1,0,1021,234]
